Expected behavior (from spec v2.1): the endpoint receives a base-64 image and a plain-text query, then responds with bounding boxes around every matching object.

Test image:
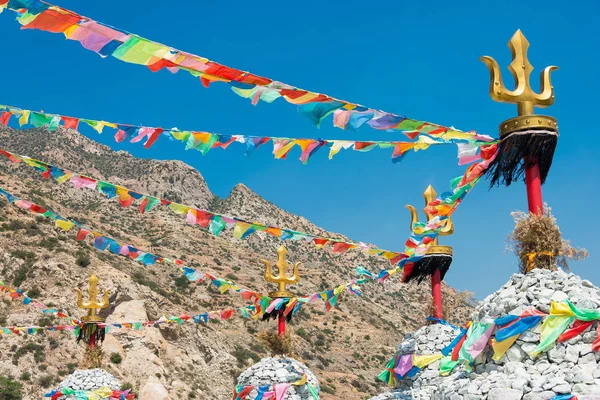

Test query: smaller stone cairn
[370,269,600,400]
[56,369,122,399]
[236,356,320,399]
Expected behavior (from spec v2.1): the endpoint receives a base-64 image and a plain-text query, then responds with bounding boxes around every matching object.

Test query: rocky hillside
[0,127,473,399]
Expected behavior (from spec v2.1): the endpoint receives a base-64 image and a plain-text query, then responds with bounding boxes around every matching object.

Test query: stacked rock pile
[57,369,122,399]
[236,356,320,399]
[370,269,600,400]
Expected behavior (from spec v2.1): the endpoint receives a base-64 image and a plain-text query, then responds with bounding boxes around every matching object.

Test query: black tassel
[76,323,106,345]
[262,302,293,323]
[402,254,453,284]
[484,129,558,187]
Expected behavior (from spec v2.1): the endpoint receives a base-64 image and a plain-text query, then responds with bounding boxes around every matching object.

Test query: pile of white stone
[236,356,320,399]
[370,269,600,400]
[57,369,121,399]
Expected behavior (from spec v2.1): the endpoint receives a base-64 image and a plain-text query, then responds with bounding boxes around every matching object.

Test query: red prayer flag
[0,111,12,126]
[61,116,80,130]
[30,204,47,213]
[144,127,163,149]
[332,242,353,253]
[558,320,593,343]
[76,229,91,241]
[22,9,81,33]
[592,324,600,352]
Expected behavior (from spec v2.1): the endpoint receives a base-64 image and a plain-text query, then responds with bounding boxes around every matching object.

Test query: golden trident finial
[405,185,453,254]
[263,245,301,298]
[481,30,559,135]
[75,274,110,323]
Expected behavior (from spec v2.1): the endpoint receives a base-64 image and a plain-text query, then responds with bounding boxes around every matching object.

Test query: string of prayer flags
[2,2,489,139]
[1,304,259,337]
[0,280,73,320]
[379,300,600,387]
[0,186,375,318]
[0,104,496,164]
[44,386,134,400]
[0,147,406,263]
[232,374,319,400]
[377,142,499,282]
[1,273,376,337]
[0,186,268,304]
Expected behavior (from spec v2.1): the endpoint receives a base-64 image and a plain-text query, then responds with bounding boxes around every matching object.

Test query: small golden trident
[405,185,454,255]
[263,245,301,298]
[480,29,558,135]
[75,274,110,323]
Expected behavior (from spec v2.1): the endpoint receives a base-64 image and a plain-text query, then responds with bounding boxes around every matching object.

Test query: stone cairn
[56,369,122,399]
[236,356,320,399]
[370,269,600,400]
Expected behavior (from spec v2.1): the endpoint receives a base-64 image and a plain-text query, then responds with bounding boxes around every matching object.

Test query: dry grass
[507,205,588,273]
[256,330,297,358]
[426,288,475,325]
[81,347,104,369]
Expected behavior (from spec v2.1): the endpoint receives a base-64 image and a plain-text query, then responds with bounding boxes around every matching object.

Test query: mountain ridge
[0,126,473,399]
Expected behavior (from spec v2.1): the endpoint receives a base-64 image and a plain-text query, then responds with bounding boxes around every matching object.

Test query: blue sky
[1,0,598,298]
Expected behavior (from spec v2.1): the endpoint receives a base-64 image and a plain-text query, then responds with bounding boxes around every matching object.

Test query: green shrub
[19,372,30,381]
[9,250,36,262]
[110,352,122,364]
[26,287,41,299]
[0,375,22,399]
[231,345,260,368]
[39,237,58,250]
[75,250,91,268]
[38,375,53,388]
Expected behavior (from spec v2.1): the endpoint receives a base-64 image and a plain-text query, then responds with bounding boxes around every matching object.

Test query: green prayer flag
[209,216,226,236]
[30,111,53,128]
[566,300,600,321]
[440,356,460,376]
[533,316,574,355]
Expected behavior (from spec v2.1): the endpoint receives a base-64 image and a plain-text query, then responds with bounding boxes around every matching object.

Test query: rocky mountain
[0,127,473,399]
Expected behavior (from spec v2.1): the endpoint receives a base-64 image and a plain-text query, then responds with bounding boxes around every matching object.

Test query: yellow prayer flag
[55,219,75,231]
[412,354,443,368]
[491,334,519,361]
[550,301,575,316]
[18,110,30,127]
[168,203,190,215]
[63,24,79,38]
[293,374,308,386]
[93,386,113,398]
[283,92,320,105]
[56,173,73,184]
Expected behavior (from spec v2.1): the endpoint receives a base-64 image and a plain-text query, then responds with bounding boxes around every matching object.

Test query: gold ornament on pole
[406,185,454,256]
[75,274,110,352]
[479,29,559,192]
[262,245,301,335]
[75,274,110,322]
[263,245,301,298]
[480,29,558,135]
[405,185,454,319]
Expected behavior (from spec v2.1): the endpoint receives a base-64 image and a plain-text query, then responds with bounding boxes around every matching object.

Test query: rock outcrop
[370,269,600,399]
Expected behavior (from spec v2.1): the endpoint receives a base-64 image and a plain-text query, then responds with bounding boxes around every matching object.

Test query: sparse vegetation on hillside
[0,127,475,400]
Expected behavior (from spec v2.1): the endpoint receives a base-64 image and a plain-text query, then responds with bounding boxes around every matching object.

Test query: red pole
[431,269,443,319]
[525,163,543,215]
[89,329,96,349]
[277,313,286,336]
